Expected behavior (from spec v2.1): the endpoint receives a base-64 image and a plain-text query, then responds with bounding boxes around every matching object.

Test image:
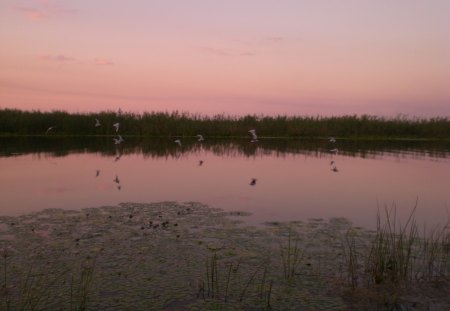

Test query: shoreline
[1,202,448,310]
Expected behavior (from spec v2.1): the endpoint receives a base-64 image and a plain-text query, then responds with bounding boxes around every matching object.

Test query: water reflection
[0,137,449,230]
[1,136,449,160]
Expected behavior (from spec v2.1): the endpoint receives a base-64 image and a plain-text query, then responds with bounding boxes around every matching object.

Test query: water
[1,137,449,229]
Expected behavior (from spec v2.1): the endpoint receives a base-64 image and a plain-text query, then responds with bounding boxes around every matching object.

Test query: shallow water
[1,137,449,229]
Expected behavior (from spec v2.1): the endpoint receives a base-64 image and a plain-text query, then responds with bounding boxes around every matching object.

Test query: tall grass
[1,108,450,139]
[341,203,450,292]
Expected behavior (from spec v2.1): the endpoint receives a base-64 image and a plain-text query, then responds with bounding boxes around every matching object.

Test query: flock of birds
[45,109,340,191]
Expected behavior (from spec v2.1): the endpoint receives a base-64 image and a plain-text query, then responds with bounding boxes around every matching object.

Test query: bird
[330,160,335,166]
[248,129,258,142]
[96,170,100,177]
[95,119,101,127]
[114,154,122,162]
[331,165,339,173]
[45,126,55,135]
[198,160,204,166]
[249,178,257,186]
[117,185,122,191]
[196,134,204,142]
[329,137,336,143]
[329,148,338,154]
[113,122,120,133]
[174,139,181,147]
[113,135,125,145]
[113,175,120,184]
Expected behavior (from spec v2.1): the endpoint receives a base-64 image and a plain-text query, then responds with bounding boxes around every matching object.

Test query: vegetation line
[1,108,449,139]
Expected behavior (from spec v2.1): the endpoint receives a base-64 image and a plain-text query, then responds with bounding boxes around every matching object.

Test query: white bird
[95,119,101,127]
[248,129,258,142]
[329,148,338,154]
[113,135,125,145]
[196,134,204,142]
[329,137,336,143]
[113,175,120,183]
[174,139,182,147]
[45,126,55,135]
[113,122,120,133]
[249,178,257,186]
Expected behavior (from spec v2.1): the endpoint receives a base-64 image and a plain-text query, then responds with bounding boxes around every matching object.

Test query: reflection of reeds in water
[2,136,449,160]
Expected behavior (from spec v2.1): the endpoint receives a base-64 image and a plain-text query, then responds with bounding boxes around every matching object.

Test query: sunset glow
[1,0,449,116]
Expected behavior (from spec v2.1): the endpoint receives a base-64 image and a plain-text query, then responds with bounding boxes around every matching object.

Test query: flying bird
[113,122,120,133]
[113,135,125,145]
[249,178,257,186]
[196,134,205,142]
[113,175,120,184]
[174,139,181,147]
[248,129,258,142]
[95,119,101,127]
[45,126,55,135]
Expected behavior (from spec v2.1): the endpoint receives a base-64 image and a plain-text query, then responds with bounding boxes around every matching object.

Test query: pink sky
[1,0,449,117]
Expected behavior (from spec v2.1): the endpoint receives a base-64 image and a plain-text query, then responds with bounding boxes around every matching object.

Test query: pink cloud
[94,58,115,66]
[13,0,75,21]
[39,54,75,63]
[264,36,284,43]
[201,47,255,57]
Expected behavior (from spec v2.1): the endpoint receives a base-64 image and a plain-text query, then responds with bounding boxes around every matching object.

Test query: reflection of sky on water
[0,139,449,229]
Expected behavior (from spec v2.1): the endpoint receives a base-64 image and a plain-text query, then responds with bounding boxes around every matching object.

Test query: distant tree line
[0,108,449,139]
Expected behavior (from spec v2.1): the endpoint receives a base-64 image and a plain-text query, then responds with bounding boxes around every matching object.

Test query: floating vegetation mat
[0,202,448,310]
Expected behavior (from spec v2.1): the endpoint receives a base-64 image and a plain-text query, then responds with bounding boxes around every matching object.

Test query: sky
[1,0,450,117]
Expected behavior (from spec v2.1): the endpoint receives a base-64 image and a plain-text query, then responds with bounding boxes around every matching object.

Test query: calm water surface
[1,137,449,229]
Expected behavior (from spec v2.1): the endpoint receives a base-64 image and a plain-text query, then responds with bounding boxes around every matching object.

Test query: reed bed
[1,108,449,139]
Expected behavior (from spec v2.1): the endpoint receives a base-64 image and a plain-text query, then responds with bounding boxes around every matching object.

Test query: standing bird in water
[174,139,182,147]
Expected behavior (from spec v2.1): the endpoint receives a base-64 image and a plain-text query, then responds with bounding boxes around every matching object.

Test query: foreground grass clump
[0,202,449,310]
[1,108,450,139]
[340,204,450,308]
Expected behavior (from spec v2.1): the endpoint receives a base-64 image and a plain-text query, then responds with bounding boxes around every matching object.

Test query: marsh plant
[280,227,303,280]
[198,249,275,309]
[0,249,96,311]
[341,204,450,292]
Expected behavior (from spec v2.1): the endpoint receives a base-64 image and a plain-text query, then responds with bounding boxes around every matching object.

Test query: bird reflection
[95,119,101,127]
[96,170,100,177]
[113,175,120,184]
[199,160,204,166]
[249,178,257,186]
[174,139,182,147]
